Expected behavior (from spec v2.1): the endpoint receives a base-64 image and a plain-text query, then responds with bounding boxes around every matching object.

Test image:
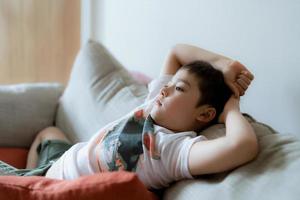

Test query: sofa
[1,40,300,200]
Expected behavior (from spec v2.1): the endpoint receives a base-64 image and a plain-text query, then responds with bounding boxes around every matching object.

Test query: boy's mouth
[155,99,162,106]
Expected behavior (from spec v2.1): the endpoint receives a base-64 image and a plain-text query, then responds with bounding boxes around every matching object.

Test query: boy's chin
[150,109,163,125]
[150,110,159,123]
[150,111,173,130]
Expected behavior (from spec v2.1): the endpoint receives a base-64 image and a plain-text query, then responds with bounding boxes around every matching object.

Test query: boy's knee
[37,126,70,143]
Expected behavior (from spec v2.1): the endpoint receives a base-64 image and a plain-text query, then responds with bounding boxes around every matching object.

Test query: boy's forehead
[174,69,198,85]
[175,68,194,76]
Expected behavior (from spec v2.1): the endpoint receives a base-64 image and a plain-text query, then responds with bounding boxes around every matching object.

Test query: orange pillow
[0,148,28,168]
[0,172,158,200]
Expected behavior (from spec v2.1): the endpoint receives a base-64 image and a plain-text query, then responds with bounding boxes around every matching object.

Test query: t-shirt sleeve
[144,74,173,103]
[162,134,207,180]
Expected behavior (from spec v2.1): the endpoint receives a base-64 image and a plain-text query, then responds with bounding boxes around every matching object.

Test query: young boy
[1,44,258,189]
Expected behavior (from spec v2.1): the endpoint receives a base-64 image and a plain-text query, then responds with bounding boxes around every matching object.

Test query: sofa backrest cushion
[0,83,64,148]
[55,40,148,142]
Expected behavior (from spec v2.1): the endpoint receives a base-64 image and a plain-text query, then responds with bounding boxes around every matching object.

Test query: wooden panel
[0,0,80,85]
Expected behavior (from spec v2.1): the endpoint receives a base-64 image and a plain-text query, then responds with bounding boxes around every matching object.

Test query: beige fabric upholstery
[0,83,64,148]
[55,40,148,142]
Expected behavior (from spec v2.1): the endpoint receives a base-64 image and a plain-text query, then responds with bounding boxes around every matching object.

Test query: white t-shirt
[46,75,207,189]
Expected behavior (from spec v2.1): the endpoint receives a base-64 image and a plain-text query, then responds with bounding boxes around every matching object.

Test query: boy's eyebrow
[175,78,191,88]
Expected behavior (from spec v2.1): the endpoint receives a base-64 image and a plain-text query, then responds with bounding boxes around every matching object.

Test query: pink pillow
[0,172,158,200]
[129,70,152,85]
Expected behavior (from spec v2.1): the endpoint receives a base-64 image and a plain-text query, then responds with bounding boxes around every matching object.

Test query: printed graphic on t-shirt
[101,109,160,172]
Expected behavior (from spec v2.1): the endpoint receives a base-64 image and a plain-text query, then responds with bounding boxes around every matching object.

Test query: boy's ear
[196,105,216,123]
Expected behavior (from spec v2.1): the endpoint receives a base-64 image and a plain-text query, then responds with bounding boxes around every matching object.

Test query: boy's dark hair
[180,60,232,125]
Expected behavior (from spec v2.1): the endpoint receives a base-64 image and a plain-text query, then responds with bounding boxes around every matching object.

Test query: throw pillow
[0,172,157,200]
[0,148,28,168]
[55,40,148,142]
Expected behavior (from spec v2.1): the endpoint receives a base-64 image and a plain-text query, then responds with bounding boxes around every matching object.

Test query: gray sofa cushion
[55,40,148,142]
[0,83,64,148]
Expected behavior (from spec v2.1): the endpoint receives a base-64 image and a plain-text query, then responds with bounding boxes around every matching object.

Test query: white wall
[82,0,300,135]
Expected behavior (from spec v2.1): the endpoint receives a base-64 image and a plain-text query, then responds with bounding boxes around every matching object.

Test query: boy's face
[150,69,209,132]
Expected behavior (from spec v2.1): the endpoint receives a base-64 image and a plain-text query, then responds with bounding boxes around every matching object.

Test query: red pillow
[0,148,28,168]
[0,172,158,200]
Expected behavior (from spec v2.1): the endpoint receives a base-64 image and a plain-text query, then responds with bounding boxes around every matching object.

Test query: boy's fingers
[241,70,254,80]
[228,82,239,98]
[238,74,251,85]
[234,82,245,96]
[237,78,248,90]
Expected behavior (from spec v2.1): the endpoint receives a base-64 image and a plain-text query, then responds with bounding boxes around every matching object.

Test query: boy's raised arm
[188,96,259,176]
[161,43,232,75]
[161,44,254,97]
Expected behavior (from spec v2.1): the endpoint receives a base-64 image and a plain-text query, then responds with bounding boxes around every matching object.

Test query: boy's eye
[175,86,184,92]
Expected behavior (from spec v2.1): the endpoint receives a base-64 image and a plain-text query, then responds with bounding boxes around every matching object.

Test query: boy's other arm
[161,44,254,97]
[188,96,259,175]
[160,43,232,75]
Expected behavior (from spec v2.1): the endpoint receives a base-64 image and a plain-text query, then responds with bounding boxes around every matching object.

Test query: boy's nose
[160,85,168,97]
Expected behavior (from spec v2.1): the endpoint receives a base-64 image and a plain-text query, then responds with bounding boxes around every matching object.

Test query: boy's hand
[222,61,254,97]
[218,95,240,123]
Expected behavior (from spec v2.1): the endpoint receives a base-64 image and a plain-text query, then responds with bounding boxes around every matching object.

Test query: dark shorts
[0,140,72,176]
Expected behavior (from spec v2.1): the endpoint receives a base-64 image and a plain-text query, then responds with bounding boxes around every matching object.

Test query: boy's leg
[26,126,71,169]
